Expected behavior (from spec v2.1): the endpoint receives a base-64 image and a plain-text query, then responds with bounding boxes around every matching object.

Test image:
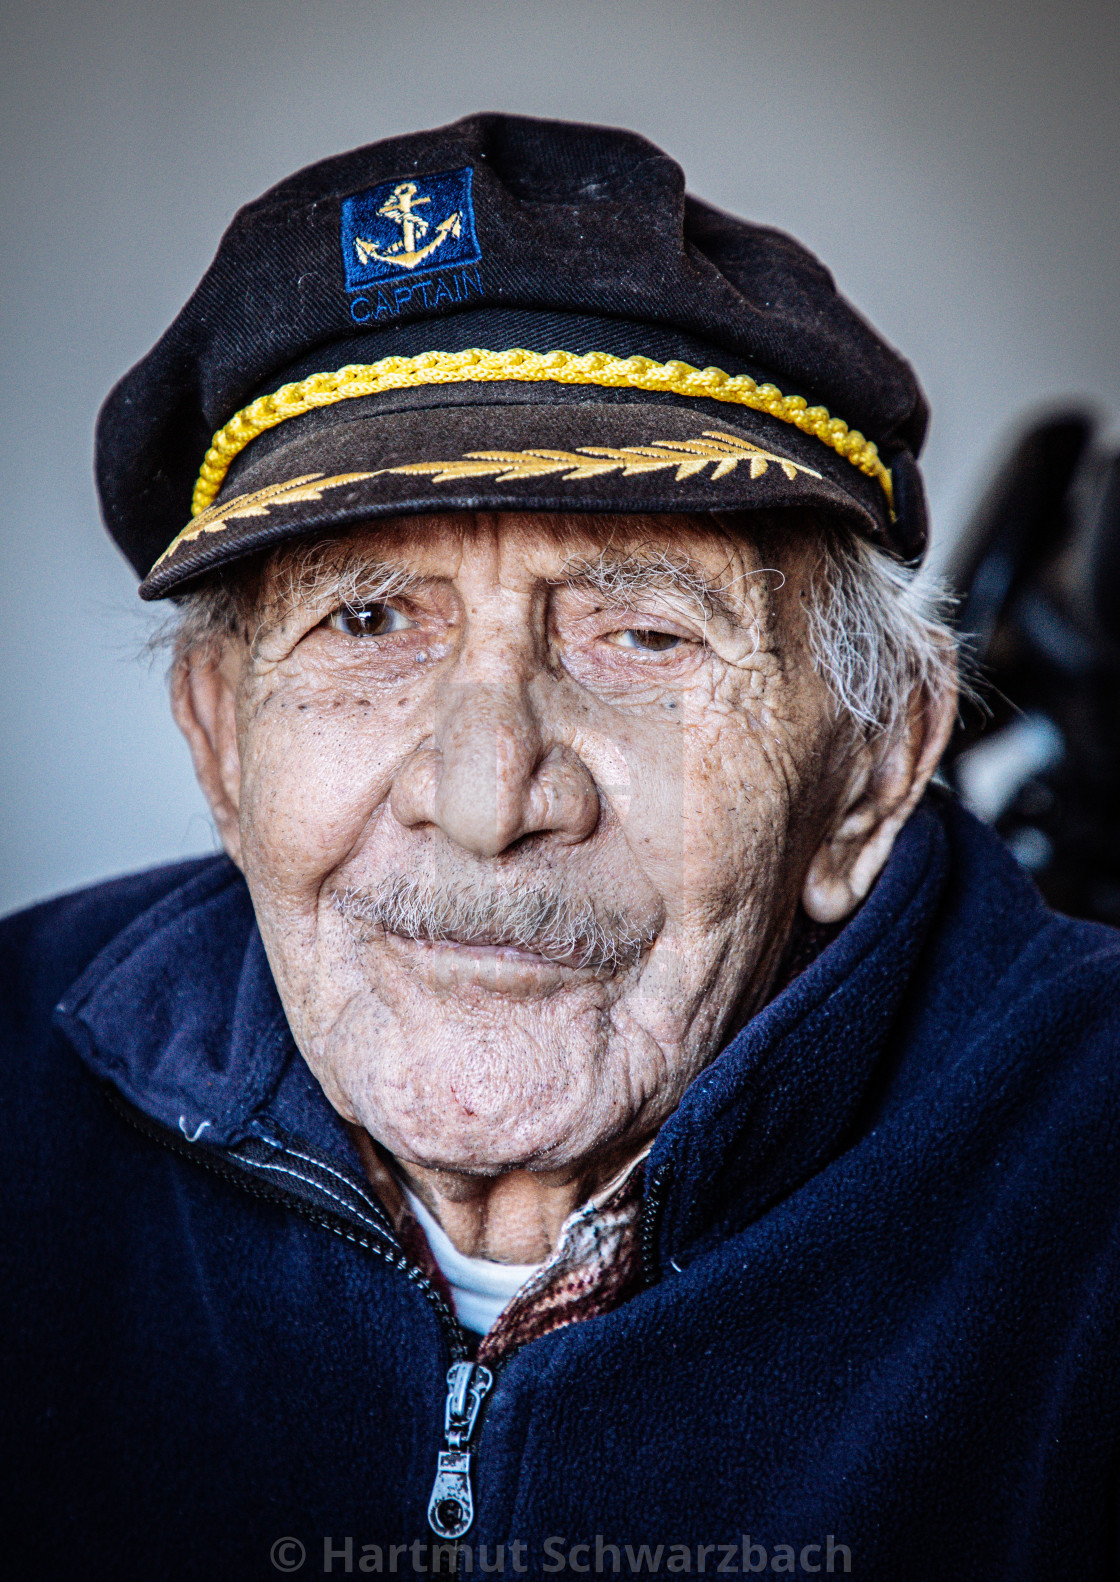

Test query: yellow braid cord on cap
[189,348,893,521]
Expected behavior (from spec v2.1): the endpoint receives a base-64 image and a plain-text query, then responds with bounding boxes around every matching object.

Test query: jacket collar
[54,858,354,1161]
[55,801,948,1240]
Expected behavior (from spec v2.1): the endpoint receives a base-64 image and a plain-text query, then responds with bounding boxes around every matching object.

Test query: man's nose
[390,683,600,857]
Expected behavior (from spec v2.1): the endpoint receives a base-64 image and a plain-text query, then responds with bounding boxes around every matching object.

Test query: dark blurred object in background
[944,410,1120,924]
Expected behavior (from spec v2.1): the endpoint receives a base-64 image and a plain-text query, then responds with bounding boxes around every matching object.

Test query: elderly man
[4,116,1119,1580]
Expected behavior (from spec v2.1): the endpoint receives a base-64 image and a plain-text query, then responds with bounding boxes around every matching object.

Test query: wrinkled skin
[175,512,954,1260]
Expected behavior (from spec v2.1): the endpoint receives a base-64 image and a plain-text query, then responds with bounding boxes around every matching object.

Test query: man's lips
[388,930,600,972]
[374,928,633,998]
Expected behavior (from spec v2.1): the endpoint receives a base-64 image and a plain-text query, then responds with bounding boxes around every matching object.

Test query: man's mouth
[380,928,616,998]
[389,929,608,972]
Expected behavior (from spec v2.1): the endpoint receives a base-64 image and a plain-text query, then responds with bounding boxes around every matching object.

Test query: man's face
[196,512,851,1178]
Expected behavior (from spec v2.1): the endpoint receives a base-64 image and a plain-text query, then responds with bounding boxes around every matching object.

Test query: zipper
[425,1360,495,1539]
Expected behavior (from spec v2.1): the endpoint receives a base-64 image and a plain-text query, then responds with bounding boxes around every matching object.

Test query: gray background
[2,0,1118,914]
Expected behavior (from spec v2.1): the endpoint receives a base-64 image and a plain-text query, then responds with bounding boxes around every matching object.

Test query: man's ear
[171,646,245,869]
[802,673,958,924]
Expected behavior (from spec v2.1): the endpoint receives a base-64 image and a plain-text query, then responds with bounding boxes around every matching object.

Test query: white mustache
[333,873,658,975]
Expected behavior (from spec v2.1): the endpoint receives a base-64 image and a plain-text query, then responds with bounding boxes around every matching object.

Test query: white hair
[800,526,958,738]
[157,517,958,741]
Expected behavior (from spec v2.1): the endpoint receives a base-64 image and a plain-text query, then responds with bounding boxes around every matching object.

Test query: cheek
[235,687,406,897]
[681,732,783,909]
[583,701,765,919]
[616,698,814,930]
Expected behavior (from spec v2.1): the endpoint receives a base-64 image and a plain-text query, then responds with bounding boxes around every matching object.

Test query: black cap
[95,113,931,600]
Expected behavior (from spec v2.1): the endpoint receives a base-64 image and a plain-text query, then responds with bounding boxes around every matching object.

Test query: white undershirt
[404,1188,542,1336]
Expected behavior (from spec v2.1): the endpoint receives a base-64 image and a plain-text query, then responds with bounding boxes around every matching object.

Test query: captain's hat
[96,113,931,599]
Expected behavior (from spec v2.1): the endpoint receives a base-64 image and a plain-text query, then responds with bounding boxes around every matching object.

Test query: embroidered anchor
[354,181,463,272]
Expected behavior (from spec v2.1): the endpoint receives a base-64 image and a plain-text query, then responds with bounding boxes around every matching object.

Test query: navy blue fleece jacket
[2,796,1119,1579]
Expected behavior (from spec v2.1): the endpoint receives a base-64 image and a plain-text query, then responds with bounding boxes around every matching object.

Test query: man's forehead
[269,510,770,593]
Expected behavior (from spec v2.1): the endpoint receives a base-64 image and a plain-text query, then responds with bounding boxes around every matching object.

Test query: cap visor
[141,387,886,597]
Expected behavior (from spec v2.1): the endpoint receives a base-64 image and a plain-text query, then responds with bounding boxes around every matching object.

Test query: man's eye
[328,603,414,638]
[606,628,683,653]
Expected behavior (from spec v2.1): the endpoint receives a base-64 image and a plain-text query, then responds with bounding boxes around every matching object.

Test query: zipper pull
[426,1361,493,1539]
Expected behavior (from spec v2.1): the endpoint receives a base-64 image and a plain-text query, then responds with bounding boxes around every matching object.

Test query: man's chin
[341,1048,625,1175]
[361,1109,603,1177]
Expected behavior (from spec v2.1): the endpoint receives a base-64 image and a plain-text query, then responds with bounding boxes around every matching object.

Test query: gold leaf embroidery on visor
[153,472,374,570]
[378,431,822,486]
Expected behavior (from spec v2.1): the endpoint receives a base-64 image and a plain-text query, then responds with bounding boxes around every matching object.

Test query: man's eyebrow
[269,555,425,617]
[555,551,745,623]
